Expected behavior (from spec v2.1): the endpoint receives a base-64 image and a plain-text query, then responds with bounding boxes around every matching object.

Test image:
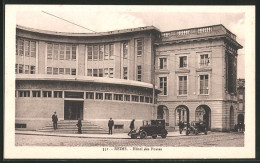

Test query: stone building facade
[15,24,242,132]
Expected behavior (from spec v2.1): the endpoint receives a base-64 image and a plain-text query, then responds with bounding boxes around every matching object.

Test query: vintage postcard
[4,5,255,159]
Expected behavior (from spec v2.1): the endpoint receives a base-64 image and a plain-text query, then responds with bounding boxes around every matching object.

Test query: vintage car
[129,119,168,139]
[186,121,208,135]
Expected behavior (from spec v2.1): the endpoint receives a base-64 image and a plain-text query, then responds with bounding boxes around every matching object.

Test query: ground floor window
[105,93,112,100]
[114,94,123,101]
[32,90,41,97]
[96,92,103,100]
[43,91,52,98]
[124,95,130,101]
[132,95,139,102]
[18,90,30,97]
[54,91,62,98]
[86,92,94,99]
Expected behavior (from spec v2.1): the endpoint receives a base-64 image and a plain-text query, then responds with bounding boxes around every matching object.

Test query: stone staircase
[37,120,108,134]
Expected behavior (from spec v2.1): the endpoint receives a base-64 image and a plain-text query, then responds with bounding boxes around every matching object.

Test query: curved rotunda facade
[15,24,242,132]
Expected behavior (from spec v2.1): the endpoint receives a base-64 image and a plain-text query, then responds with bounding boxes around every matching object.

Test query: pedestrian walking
[108,117,114,135]
[52,112,58,130]
[77,118,82,134]
[178,121,184,134]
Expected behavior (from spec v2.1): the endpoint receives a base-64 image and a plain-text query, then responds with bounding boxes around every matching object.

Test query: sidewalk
[15,130,182,139]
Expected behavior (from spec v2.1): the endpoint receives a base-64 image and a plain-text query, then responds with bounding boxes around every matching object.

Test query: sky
[15,5,245,78]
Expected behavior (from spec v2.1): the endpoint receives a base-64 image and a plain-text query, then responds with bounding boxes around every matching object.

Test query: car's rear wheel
[140,131,147,139]
[152,135,157,139]
[205,131,208,135]
[186,130,190,135]
[161,134,167,138]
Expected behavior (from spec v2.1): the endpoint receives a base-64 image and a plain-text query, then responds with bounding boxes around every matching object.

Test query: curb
[15,132,182,139]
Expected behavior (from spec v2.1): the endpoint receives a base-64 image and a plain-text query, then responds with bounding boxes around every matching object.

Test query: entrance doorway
[157,105,169,126]
[175,105,189,126]
[64,100,83,120]
[237,114,244,124]
[195,105,211,129]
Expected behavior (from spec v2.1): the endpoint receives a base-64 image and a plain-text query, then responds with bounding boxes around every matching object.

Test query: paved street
[15,132,244,147]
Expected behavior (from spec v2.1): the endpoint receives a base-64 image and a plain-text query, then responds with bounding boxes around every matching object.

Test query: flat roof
[16,25,161,37]
[15,74,159,90]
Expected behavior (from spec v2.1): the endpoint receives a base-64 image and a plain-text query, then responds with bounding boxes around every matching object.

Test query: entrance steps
[37,120,108,134]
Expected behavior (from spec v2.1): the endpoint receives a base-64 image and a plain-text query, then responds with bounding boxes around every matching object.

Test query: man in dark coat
[130,119,135,132]
[108,117,114,135]
[178,121,184,134]
[77,118,82,134]
[52,112,58,130]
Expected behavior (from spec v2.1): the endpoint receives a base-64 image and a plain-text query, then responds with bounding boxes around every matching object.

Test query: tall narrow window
[159,77,167,95]
[179,56,187,68]
[87,69,92,76]
[200,54,209,66]
[19,64,23,74]
[136,39,143,56]
[200,75,209,94]
[104,44,109,60]
[93,45,98,60]
[18,39,24,56]
[99,45,104,60]
[59,45,65,60]
[53,68,58,75]
[123,42,128,59]
[30,66,35,74]
[99,69,103,77]
[178,76,187,95]
[53,44,59,60]
[47,67,52,74]
[72,45,76,60]
[109,68,114,78]
[71,68,76,75]
[159,58,167,70]
[104,68,109,77]
[65,68,70,75]
[123,67,127,79]
[24,65,29,74]
[87,45,93,60]
[15,64,18,74]
[66,45,71,60]
[59,68,64,75]
[24,40,30,57]
[109,44,114,59]
[47,44,53,59]
[30,41,36,57]
[137,65,142,81]
[93,69,98,77]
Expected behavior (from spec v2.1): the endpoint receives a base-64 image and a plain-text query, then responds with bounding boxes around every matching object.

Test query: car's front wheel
[140,131,147,139]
